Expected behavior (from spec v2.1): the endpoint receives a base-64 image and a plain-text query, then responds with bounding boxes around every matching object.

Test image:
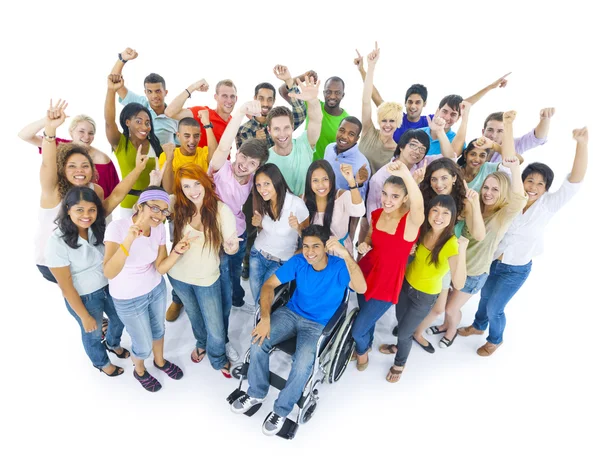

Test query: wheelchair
[226,281,358,439]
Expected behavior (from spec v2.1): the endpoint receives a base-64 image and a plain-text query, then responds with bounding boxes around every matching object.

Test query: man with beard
[235,65,307,149]
[279,75,348,161]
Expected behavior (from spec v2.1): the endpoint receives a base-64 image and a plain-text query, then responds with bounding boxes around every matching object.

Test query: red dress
[359,209,417,304]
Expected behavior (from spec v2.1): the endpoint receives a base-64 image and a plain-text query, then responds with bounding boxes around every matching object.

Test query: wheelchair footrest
[226,389,262,417]
[275,417,299,440]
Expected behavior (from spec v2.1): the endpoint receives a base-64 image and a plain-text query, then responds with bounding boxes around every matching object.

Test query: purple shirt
[393,113,435,143]
[324,142,371,200]
[210,161,253,236]
[488,129,548,163]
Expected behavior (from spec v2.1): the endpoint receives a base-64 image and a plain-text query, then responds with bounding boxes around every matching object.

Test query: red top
[359,209,418,304]
[38,138,121,197]
[188,106,231,147]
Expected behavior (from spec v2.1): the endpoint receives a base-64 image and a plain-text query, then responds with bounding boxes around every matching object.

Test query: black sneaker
[262,411,284,436]
[133,370,162,392]
[241,263,249,281]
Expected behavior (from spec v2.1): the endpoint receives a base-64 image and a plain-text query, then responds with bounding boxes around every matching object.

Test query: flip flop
[378,344,398,355]
[221,362,232,379]
[191,347,206,363]
[386,365,404,383]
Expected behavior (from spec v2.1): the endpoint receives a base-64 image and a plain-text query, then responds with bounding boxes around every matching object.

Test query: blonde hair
[480,172,511,214]
[215,79,237,94]
[69,115,97,134]
[377,102,403,126]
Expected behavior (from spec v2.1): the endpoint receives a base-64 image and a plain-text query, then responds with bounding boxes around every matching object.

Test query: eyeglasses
[408,142,427,155]
[144,203,171,217]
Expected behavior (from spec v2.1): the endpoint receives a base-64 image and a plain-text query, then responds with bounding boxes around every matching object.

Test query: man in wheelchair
[230,224,366,436]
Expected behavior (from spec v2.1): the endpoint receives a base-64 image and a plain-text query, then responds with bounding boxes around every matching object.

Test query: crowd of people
[22,43,587,437]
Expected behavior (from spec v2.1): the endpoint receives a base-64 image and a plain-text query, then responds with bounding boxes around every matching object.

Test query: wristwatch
[203,123,213,129]
[118,53,127,63]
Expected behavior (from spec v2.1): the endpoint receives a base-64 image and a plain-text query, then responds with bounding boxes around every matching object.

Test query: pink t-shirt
[104,216,166,300]
[210,160,253,236]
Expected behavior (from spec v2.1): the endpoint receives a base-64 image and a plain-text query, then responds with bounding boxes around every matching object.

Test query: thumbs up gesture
[288,211,299,231]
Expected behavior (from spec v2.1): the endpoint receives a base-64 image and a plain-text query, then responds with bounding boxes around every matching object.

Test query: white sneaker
[226,342,240,363]
[262,411,285,436]
[233,302,256,315]
[231,393,264,414]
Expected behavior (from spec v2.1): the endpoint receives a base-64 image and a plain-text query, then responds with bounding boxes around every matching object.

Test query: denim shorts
[460,272,489,295]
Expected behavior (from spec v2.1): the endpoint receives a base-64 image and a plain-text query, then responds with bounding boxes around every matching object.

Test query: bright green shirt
[114,134,156,208]
[268,131,314,196]
[306,101,348,161]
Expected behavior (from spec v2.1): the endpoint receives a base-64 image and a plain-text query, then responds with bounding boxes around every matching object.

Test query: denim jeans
[218,255,233,344]
[112,278,167,360]
[394,280,439,366]
[247,306,324,418]
[167,220,182,305]
[461,272,490,295]
[473,260,532,345]
[168,275,228,369]
[226,231,247,307]
[249,246,284,306]
[351,294,394,355]
[64,285,125,369]
[37,265,57,284]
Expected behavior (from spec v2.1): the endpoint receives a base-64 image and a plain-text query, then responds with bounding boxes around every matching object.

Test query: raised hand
[223,232,243,255]
[427,112,446,135]
[572,127,588,144]
[107,74,124,91]
[135,145,150,171]
[412,160,427,185]
[490,72,511,89]
[457,236,469,251]
[189,79,209,93]
[539,107,556,120]
[503,110,517,123]
[326,237,348,258]
[340,163,357,185]
[474,136,495,150]
[288,211,299,231]
[357,242,372,255]
[174,232,197,255]
[354,49,364,71]
[387,160,411,178]
[255,128,267,140]
[252,210,263,228]
[45,99,69,130]
[126,222,145,242]
[463,180,479,205]
[120,47,138,61]
[273,64,292,82]
[502,153,520,168]
[239,100,262,117]
[356,163,369,185]
[198,109,210,126]
[460,100,472,115]
[304,70,318,82]
[366,42,380,66]
[288,75,321,102]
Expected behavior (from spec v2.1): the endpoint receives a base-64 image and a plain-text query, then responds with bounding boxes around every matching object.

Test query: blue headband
[138,189,170,205]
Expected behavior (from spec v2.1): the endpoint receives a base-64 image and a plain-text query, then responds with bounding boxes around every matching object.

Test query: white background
[1,1,597,467]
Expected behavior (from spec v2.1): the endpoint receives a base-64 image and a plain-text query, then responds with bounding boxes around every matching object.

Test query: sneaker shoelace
[267,413,281,426]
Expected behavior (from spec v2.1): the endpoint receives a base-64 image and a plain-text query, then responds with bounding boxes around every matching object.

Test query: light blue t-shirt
[275,254,350,325]
[45,228,108,296]
[120,90,178,145]
[324,142,371,200]
[420,127,456,156]
[468,162,501,193]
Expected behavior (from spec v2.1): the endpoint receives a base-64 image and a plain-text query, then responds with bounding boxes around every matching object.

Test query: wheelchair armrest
[254,281,296,325]
[321,289,350,339]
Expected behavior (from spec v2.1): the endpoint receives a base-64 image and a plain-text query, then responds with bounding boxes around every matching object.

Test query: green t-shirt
[114,134,156,208]
[306,101,348,161]
[268,131,314,196]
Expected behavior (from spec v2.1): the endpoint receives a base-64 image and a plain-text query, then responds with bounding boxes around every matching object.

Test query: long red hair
[173,163,223,255]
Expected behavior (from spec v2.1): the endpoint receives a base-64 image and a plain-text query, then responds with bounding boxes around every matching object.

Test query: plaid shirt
[235,85,306,149]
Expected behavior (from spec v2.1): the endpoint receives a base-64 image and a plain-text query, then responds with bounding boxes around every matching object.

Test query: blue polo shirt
[323,142,371,199]
[120,90,179,145]
[393,113,435,143]
[275,254,350,325]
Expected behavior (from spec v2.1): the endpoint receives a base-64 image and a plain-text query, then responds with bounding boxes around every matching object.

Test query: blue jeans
[473,260,532,345]
[168,275,228,369]
[249,246,284,306]
[64,285,125,369]
[247,306,324,418]
[461,272,489,295]
[112,278,167,360]
[218,255,234,344]
[351,294,394,355]
[226,231,247,307]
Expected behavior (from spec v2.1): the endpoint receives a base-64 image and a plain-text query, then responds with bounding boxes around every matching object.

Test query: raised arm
[160,143,176,193]
[451,101,471,155]
[18,117,46,147]
[428,114,455,158]
[361,43,380,133]
[110,47,138,100]
[278,69,318,105]
[325,238,367,294]
[289,76,323,147]
[387,161,425,240]
[462,182,486,241]
[534,107,555,140]
[274,65,307,129]
[164,79,209,120]
[502,111,525,195]
[211,101,261,172]
[104,75,125,149]
[463,72,511,105]
[569,127,588,183]
[102,145,150,215]
[197,109,217,160]
[354,49,384,107]
[339,163,364,205]
[40,99,68,204]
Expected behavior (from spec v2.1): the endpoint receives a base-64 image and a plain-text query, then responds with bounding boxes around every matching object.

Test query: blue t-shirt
[275,254,350,325]
[420,127,457,156]
[393,113,434,143]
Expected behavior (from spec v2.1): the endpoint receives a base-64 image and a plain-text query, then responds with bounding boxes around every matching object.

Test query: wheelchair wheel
[231,363,247,380]
[327,307,358,383]
[299,398,318,425]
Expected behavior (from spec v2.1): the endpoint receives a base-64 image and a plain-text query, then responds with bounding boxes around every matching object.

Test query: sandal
[133,369,162,392]
[154,359,184,380]
[386,365,404,383]
[101,317,109,341]
[191,347,206,363]
[95,364,124,377]
[221,361,232,379]
[104,341,130,359]
[378,344,398,355]
[426,325,446,335]
[439,332,458,348]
